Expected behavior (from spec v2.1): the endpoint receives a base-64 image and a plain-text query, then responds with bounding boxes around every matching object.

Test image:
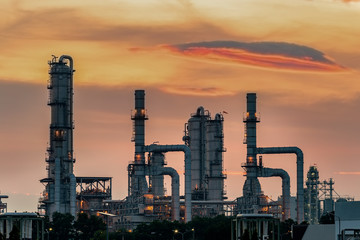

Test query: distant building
[0,195,8,214]
[0,212,44,239]
[300,224,335,240]
[335,201,360,240]
[231,214,280,240]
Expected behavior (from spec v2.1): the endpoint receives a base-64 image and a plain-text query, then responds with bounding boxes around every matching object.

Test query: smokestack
[129,90,148,196]
[242,93,262,196]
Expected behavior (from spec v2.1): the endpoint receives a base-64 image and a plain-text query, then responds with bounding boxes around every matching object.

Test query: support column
[0,220,4,236]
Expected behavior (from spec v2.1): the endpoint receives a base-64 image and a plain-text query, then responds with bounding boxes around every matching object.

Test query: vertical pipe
[55,157,61,213]
[0,220,3,236]
[261,168,291,220]
[58,55,74,165]
[28,220,33,239]
[155,167,180,221]
[70,174,76,217]
[257,147,304,223]
[6,219,11,239]
[145,144,192,222]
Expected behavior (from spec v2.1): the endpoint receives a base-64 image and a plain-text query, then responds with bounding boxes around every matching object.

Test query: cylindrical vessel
[206,113,225,201]
[43,55,76,217]
[186,107,209,199]
[150,152,165,196]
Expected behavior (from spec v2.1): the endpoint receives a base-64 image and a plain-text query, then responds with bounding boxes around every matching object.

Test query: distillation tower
[40,55,76,217]
[183,107,227,216]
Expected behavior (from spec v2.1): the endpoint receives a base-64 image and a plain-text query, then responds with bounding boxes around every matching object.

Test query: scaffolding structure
[304,166,320,224]
[0,195,8,214]
[304,165,355,224]
[76,177,112,215]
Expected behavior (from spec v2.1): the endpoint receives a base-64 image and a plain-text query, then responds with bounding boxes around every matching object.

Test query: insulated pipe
[257,147,304,223]
[55,157,61,213]
[260,168,291,221]
[196,106,204,116]
[153,167,180,221]
[145,144,192,222]
[70,174,76,217]
[58,55,74,161]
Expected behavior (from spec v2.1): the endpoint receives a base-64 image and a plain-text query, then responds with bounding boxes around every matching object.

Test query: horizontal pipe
[261,167,290,221]
[145,144,192,222]
[257,147,304,223]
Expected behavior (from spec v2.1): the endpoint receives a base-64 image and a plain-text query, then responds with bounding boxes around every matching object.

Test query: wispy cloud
[335,171,360,175]
[160,41,348,72]
[160,86,236,97]
[340,0,360,2]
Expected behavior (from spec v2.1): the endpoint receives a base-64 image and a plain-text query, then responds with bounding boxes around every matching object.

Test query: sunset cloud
[341,0,360,2]
[161,41,347,72]
[160,86,236,97]
[335,171,360,175]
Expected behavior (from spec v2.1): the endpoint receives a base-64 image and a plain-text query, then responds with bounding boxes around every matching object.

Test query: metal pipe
[153,167,180,221]
[145,144,192,222]
[260,168,291,221]
[257,147,304,223]
[70,174,76,217]
[55,157,61,213]
[58,55,74,162]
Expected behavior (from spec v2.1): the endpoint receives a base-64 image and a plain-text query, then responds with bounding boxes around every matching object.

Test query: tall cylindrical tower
[41,55,76,217]
[129,90,148,197]
[184,107,210,200]
[242,93,261,196]
[206,113,226,201]
[149,152,165,196]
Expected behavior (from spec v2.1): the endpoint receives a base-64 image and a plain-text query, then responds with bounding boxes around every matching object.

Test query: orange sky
[0,0,360,212]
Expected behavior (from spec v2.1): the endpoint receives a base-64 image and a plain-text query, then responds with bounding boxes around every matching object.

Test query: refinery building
[37,55,354,231]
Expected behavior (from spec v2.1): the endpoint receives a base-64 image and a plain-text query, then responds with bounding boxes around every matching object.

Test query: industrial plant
[34,55,354,228]
[1,54,355,238]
